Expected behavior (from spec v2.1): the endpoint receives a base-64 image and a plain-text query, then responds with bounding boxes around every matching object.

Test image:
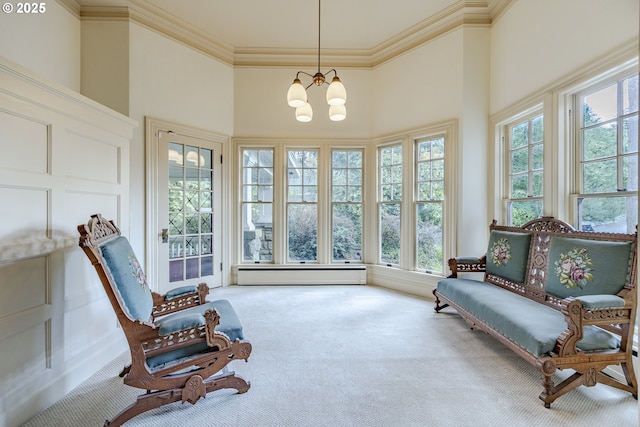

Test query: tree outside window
[287,150,318,262]
[506,114,543,226]
[577,73,638,233]
[332,149,363,262]
[379,144,402,265]
[415,136,444,273]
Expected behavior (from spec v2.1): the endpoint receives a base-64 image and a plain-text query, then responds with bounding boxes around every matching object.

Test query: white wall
[491,0,639,114]
[372,31,464,136]
[81,20,130,115]
[0,1,80,91]
[128,23,235,262]
[372,27,491,257]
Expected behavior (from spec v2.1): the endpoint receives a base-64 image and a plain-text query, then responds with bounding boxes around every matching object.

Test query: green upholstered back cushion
[546,236,634,299]
[100,236,153,322]
[485,230,531,284]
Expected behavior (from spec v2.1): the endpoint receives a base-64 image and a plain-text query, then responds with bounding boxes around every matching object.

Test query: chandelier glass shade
[286,0,347,122]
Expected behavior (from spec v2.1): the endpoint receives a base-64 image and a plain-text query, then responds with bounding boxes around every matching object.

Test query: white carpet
[22,285,638,426]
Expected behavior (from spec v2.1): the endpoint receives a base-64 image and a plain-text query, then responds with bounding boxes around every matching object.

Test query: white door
[156,131,222,291]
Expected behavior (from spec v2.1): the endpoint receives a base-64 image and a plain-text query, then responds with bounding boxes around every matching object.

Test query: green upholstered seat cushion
[146,299,244,369]
[100,236,153,322]
[546,237,633,299]
[436,278,619,357]
[485,231,531,284]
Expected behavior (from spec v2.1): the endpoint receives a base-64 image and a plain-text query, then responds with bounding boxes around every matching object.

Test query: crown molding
[56,0,81,16]
[74,0,514,69]
[80,0,235,65]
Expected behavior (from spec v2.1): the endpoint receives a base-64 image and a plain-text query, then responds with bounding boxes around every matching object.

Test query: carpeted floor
[22,285,638,426]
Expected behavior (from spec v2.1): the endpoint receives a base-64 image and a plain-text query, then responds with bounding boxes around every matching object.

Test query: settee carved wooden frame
[434,217,637,407]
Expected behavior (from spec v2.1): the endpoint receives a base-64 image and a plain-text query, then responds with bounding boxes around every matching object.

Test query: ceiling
[75,0,512,66]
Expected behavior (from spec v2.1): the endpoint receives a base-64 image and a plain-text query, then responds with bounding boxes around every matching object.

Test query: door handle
[161,228,168,243]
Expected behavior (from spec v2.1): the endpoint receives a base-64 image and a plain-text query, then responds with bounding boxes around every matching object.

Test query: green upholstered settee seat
[436,278,619,357]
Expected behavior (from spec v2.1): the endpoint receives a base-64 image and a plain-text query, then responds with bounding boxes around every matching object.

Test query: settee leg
[432,289,449,313]
[539,372,586,408]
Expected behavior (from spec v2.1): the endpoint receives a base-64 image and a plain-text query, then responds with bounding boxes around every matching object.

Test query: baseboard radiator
[235,265,366,285]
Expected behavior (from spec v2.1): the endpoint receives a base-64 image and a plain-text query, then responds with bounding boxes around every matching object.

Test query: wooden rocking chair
[78,214,252,426]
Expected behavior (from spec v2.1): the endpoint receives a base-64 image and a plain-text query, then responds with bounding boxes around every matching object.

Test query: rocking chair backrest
[99,236,153,322]
[78,214,153,323]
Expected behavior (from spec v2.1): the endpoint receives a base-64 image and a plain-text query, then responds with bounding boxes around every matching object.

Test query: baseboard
[2,334,127,427]
[234,264,366,285]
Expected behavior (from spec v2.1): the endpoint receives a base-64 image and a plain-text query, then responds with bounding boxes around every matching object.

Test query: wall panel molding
[0,55,135,427]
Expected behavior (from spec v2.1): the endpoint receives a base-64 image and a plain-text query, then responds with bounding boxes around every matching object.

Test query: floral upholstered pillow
[485,230,531,283]
[546,236,633,299]
[100,236,153,321]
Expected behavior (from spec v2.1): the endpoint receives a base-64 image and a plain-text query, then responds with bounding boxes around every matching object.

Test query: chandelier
[286,0,347,122]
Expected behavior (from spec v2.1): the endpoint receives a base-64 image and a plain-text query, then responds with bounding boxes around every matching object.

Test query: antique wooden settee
[433,217,637,407]
[78,214,252,426]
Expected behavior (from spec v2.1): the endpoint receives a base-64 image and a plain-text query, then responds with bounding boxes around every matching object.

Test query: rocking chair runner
[78,214,252,426]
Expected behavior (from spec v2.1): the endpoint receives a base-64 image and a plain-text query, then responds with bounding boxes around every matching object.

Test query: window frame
[572,70,638,234]
[240,147,275,263]
[377,142,404,267]
[330,148,365,263]
[504,111,545,226]
[414,134,446,274]
[286,148,320,263]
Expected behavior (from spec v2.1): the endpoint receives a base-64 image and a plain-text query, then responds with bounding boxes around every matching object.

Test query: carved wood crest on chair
[78,213,252,426]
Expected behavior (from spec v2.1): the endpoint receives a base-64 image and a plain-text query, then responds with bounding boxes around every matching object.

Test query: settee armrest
[152,282,210,318]
[554,296,633,357]
[447,255,486,278]
[574,294,626,310]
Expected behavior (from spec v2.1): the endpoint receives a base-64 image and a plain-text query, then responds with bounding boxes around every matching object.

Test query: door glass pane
[168,142,216,282]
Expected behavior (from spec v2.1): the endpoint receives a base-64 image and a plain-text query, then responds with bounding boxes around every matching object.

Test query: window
[415,136,445,273]
[331,149,363,262]
[506,114,544,226]
[575,73,638,233]
[241,148,274,261]
[379,144,402,265]
[287,149,318,262]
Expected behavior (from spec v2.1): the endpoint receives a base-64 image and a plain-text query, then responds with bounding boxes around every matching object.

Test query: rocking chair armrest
[447,255,487,278]
[152,283,210,318]
[204,308,231,347]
